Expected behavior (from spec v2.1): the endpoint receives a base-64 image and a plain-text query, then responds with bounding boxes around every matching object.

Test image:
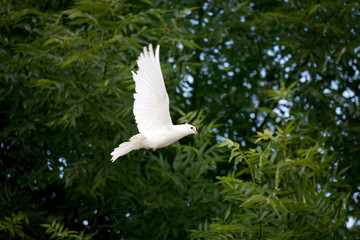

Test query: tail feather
[111,134,145,162]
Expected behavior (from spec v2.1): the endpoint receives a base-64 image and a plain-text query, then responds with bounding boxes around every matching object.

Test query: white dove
[111,44,198,162]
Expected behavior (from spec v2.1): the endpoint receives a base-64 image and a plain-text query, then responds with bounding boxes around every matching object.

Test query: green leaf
[240,194,267,208]
[275,165,281,190]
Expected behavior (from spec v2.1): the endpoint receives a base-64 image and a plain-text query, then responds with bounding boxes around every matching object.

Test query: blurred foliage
[41,220,95,240]
[0,0,359,239]
[0,212,29,239]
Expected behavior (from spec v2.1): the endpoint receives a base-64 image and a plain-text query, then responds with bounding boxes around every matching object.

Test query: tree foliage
[1,0,359,239]
[190,121,352,239]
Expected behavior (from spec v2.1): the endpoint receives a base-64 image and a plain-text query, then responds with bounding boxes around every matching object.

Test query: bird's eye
[190,127,193,129]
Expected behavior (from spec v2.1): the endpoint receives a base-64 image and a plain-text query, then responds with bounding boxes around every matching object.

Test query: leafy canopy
[1,0,359,239]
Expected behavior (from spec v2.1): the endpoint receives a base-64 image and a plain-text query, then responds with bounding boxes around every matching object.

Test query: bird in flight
[111,44,198,162]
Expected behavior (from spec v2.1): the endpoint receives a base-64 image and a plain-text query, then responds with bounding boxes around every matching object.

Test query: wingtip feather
[155,45,160,60]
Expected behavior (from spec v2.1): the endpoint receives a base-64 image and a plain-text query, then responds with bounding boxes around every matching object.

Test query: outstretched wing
[132,44,173,134]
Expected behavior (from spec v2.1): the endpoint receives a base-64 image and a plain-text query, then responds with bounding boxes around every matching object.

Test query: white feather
[111,134,145,162]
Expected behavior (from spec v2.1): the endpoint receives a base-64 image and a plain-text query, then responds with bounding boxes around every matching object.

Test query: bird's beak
[194,130,198,135]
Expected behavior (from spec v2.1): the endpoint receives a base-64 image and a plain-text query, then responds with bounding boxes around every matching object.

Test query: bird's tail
[111,134,145,162]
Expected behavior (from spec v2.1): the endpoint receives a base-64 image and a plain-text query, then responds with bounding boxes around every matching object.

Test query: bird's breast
[143,130,186,150]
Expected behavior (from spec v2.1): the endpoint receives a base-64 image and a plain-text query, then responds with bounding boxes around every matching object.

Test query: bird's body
[111,45,197,162]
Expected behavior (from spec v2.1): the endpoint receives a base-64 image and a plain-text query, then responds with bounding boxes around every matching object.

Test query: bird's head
[184,123,198,135]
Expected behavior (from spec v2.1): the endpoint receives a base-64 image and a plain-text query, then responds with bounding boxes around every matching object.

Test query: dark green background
[1,0,359,239]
